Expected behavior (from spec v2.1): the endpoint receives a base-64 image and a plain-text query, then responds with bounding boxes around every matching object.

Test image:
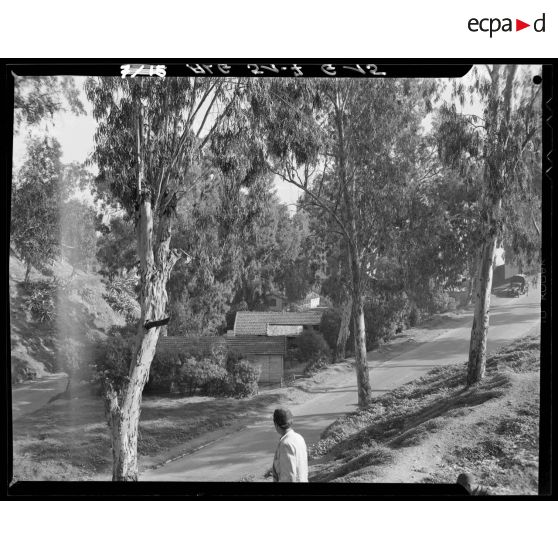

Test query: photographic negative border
[1,59,554,500]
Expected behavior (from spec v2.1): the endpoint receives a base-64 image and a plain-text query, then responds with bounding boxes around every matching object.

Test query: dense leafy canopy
[11,137,64,278]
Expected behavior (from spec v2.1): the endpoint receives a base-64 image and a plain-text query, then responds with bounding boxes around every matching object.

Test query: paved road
[143,286,541,482]
[11,373,68,420]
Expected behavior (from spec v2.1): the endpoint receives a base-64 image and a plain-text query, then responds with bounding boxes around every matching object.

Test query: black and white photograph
[5,62,550,495]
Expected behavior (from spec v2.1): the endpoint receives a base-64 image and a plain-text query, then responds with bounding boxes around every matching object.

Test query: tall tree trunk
[335,294,352,362]
[467,65,516,386]
[333,92,372,408]
[106,97,181,481]
[107,198,179,481]
[24,260,32,283]
[467,234,498,384]
[349,245,372,407]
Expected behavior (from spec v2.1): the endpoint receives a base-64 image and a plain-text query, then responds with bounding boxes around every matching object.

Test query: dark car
[508,274,528,296]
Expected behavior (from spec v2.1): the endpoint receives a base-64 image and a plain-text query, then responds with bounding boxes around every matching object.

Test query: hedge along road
[142,285,541,482]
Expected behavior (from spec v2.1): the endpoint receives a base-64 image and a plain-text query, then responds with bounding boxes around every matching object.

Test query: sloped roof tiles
[234,310,323,336]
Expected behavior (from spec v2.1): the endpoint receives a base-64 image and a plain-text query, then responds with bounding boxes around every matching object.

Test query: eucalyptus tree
[250,78,434,406]
[11,137,64,282]
[85,76,257,480]
[436,65,542,384]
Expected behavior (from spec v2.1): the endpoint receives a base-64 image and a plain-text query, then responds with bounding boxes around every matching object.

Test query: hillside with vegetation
[309,332,540,494]
[9,255,128,384]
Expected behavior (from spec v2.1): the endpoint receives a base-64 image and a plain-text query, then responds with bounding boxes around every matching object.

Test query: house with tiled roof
[157,309,325,388]
[233,310,323,336]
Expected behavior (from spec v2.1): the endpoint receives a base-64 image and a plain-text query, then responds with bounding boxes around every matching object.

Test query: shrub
[363,293,411,349]
[147,350,185,394]
[296,329,331,363]
[226,358,259,398]
[427,290,457,314]
[304,357,330,377]
[172,356,201,395]
[24,280,57,322]
[225,349,245,371]
[11,356,38,384]
[196,359,229,397]
[103,277,140,324]
[145,347,259,399]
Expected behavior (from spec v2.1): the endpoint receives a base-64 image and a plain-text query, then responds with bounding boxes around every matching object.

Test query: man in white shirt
[272,408,309,482]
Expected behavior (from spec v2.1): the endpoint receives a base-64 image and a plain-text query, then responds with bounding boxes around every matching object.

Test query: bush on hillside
[23,280,57,322]
[103,277,140,324]
[296,329,331,363]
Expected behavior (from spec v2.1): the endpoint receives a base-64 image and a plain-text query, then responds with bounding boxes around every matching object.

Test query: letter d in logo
[534,13,546,32]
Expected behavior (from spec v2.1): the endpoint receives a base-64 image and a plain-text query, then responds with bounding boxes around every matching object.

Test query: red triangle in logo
[516,19,530,31]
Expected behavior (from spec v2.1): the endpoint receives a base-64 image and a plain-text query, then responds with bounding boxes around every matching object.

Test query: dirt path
[142,286,540,482]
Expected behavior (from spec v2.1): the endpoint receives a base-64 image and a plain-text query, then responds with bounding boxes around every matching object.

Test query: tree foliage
[14,76,85,131]
[11,137,63,281]
[96,215,137,278]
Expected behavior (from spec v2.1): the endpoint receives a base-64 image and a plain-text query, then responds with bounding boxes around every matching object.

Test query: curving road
[11,373,68,421]
[143,286,541,482]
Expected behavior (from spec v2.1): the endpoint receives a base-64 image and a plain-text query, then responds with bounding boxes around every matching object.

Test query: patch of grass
[309,335,540,489]
[13,379,308,480]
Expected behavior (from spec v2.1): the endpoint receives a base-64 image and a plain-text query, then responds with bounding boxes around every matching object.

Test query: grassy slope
[309,333,540,495]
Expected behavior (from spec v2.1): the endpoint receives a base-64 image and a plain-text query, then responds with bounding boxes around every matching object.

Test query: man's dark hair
[273,408,293,429]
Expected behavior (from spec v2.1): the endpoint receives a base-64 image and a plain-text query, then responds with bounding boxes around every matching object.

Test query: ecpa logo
[468,13,546,37]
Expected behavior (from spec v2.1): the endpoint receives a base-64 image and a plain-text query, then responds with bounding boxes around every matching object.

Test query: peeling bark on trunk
[106,98,181,481]
[24,260,32,284]
[467,235,498,385]
[108,199,180,481]
[335,295,352,362]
